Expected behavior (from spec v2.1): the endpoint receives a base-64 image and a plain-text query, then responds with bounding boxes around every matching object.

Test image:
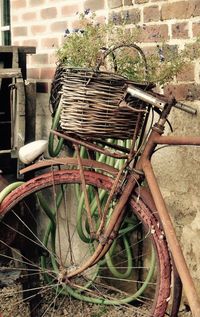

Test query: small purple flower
[64,28,70,37]
[125,11,130,20]
[84,8,90,15]
[112,14,118,23]
[64,28,85,37]
[157,46,165,62]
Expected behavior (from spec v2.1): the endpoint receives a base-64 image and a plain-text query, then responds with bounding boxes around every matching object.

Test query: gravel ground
[0,285,144,317]
[0,285,146,317]
[0,282,192,317]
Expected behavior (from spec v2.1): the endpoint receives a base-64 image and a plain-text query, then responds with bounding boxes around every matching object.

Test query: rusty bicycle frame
[20,85,200,316]
[137,125,200,317]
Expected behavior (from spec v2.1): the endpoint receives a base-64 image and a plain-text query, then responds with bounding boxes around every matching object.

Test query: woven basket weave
[60,67,148,140]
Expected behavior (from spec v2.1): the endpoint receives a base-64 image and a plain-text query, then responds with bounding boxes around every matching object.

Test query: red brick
[30,25,47,36]
[40,67,56,79]
[12,0,26,9]
[192,0,200,16]
[108,0,122,9]
[142,45,179,65]
[164,83,200,101]
[193,22,200,37]
[71,15,106,29]
[50,21,67,33]
[176,63,195,82]
[161,1,200,21]
[125,8,141,24]
[95,16,107,24]
[135,0,149,3]
[84,0,106,11]
[124,0,132,5]
[185,43,200,59]
[31,54,49,65]
[12,15,19,23]
[71,19,85,29]
[61,4,80,17]
[109,9,140,25]
[22,39,37,47]
[27,68,40,79]
[139,24,169,43]
[13,27,27,37]
[40,7,57,19]
[22,12,37,21]
[12,40,20,46]
[41,38,59,49]
[172,22,189,39]
[49,53,57,65]
[141,46,158,56]
[143,5,160,23]
[29,0,46,6]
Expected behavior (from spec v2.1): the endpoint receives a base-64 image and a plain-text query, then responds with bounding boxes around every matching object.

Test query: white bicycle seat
[18,140,48,164]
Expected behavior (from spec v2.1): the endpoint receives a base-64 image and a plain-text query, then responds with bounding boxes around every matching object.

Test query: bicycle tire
[0,169,171,317]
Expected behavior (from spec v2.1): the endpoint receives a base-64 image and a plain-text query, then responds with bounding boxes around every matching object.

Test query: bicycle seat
[18,140,48,164]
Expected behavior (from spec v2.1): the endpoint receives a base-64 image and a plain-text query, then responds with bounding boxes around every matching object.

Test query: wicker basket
[50,44,151,140]
[49,64,65,115]
[59,67,149,140]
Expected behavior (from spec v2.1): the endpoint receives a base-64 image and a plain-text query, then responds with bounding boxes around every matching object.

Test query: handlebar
[127,84,197,115]
[174,102,197,115]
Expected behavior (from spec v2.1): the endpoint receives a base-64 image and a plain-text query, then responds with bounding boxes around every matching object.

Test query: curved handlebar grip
[127,85,198,116]
[174,102,197,115]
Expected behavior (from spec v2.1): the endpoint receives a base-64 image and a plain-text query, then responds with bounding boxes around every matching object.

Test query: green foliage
[58,14,107,68]
[145,45,186,85]
[57,12,139,69]
[57,12,200,85]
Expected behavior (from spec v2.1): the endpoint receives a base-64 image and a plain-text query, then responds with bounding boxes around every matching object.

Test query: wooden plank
[0,46,36,54]
[25,80,36,142]
[0,150,11,154]
[11,78,25,158]
[12,47,19,69]
[18,46,36,54]
[0,68,22,78]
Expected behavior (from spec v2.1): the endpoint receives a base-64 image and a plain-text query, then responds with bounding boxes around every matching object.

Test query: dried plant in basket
[50,10,194,140]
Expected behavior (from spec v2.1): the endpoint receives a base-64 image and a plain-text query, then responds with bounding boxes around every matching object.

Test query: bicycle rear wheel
[0,169,171,317]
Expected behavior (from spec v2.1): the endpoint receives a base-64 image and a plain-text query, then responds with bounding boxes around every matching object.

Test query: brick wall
[11,0,200,99]
[11,0,107,93]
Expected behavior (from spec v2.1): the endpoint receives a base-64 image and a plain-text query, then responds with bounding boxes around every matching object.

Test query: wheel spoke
[0,169,171,316]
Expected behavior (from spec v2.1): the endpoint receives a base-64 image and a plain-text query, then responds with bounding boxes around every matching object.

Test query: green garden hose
[0,182,24,203]
[37,109,157,303]
[48,101,64,157]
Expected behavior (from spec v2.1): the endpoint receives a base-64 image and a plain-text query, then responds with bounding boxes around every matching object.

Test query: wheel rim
[0,169,170,316]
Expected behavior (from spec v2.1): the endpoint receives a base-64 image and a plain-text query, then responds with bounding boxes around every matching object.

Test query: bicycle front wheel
[0,169,171,317]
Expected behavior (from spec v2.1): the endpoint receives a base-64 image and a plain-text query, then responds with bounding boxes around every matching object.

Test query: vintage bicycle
[0,55,200,317]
